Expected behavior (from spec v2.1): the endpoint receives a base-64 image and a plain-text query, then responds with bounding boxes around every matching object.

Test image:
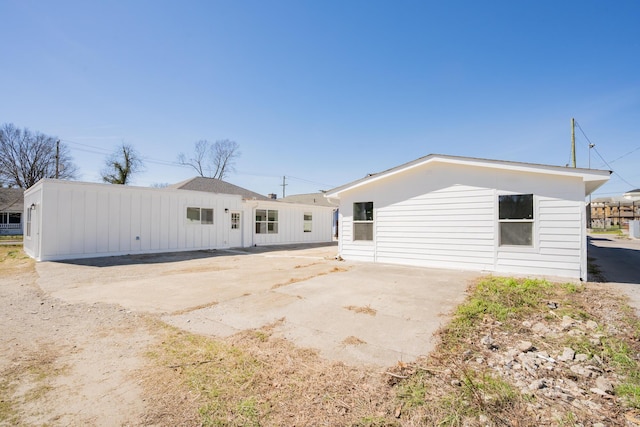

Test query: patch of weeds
[601,337,635,368]
[253,331,269,342]
[562,282,583,294]
[0,375,19,425]
[152,325,264,426]
[398,368,525,426]
[446,277,552,347]
[617,377,640,409]
[557,411,577,426]
[397,371,428,407]
[236,397,260,427]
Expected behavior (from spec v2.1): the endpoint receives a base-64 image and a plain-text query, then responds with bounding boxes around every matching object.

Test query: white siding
[376,186,495,270]
[26,180,243,261]
[495,197,583,278]
[249,201,334,247]
[336,161,587,279]
[24,179,335,261]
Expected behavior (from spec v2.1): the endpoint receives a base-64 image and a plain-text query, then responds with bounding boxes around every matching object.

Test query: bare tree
[177,139,240,180]
[0,123,78,188]
[101,143,144,185]
[177,140,209,177]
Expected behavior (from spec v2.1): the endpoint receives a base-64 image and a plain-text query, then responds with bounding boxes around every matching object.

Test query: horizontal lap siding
[375,186,495,270]
[496,197,582,278]
[339,215,375,261]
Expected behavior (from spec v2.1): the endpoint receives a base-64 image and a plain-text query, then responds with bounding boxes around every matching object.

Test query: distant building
[0,188,24,236]
[589,192,640,229]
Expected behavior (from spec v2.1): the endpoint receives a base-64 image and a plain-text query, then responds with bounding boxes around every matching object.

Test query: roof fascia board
[325,155,610,198]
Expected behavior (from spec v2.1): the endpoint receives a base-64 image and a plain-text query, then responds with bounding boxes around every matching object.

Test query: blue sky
[1,1,639,197]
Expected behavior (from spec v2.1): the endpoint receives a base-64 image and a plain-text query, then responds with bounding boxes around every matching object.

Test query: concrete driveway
[36,244,478,367]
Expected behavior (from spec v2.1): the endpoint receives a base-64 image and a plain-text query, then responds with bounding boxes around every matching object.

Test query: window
[304,212,312,232]
[256,209,278,234]
[231,212,240,229]
[26,209,32,237]
[353,202,373,241]
[0,213,21,225]
[186,207,214,225]
[498,194,533,246]
[201,208,214,224]
[8,213,20,224]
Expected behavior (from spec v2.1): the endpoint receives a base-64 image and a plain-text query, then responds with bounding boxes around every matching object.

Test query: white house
[23,179,334,261]
[325,154,610,281]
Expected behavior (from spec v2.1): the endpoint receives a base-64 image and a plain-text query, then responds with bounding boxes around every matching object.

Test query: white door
[229,211,242,247]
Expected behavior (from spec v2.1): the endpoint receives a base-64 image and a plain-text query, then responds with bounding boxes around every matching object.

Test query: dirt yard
[2,243,640,426]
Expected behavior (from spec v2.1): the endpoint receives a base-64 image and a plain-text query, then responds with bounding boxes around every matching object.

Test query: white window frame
[231,212,240,230]
[255,209,279,234]
[186,207,214,225]
[303,212,312,233]
[26,209,32,237]
[353,202,374,241]
[498,194,534,247]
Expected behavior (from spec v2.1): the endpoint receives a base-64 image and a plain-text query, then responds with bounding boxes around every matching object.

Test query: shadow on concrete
[587,236,640,285]
[53,242,338,268]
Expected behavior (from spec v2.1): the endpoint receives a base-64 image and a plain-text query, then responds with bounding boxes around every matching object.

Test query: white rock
[595,376,614,394]
[586,320,598,330]
[558,347,575,362]
[517,340,534,352]
[561,315,576,329]
[575,353,589,362]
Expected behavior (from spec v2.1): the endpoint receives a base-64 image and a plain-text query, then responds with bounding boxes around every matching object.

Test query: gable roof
[279,193,336,207]
[169,177,270,200]
[0,188,24,212]
[325,154,612,198]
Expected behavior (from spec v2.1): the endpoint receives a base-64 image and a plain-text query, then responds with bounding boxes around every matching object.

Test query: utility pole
[55,140,60,179]
[570,118,576,168]
[281,176,287,198]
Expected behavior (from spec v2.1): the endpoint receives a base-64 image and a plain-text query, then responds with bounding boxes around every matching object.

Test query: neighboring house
[589,194,640,229]
[325,154,610,281]
[23,179,333,261]
[0,188,24,236]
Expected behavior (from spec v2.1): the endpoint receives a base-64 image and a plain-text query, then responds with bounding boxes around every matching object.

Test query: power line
[574,121,638,189]
[63,139,329,188]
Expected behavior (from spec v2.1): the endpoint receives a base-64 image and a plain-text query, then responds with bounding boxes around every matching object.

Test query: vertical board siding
[375,186,495,270]
[251,202,334,246]
[25,180,334,261]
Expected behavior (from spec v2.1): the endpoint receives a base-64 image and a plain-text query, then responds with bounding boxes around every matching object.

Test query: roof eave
[324,154,612,198]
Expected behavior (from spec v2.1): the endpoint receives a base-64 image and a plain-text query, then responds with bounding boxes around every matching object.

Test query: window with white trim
[231,212,240,229]
[498,194,533,246]
[303,212,312,232]
[26,209,32,237]
[186,207,214,224]
[353,202,373,241]
[256,209,278,234]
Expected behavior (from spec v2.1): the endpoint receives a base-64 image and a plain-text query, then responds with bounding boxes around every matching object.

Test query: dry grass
[342,336,367,345]
[345,304,377,316]
[142,320,398,426]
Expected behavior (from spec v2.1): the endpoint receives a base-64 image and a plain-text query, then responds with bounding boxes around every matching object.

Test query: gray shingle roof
[0,188,24,212]
[169,177,270,200]
[279,193,335,207]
